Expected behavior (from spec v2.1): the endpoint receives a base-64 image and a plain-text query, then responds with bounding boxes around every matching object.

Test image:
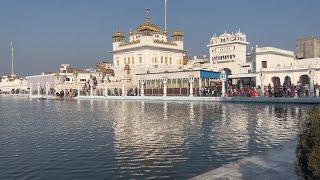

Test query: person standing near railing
[267,84,272,97]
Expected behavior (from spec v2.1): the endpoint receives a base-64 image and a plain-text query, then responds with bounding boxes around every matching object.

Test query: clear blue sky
[0,0,319,76]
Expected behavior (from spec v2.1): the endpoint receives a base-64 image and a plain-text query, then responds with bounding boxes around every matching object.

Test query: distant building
[208,30,250,74]
[296,37,320,59]
[0,76,28,93]
[96,62,114,76]
[251,47,295,73]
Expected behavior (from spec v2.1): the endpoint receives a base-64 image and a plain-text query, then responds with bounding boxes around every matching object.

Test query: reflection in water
[0,97,313,179]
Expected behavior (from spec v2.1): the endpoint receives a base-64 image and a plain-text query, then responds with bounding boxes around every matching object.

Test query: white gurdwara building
[208,30,250,74]
[111,10,186,86]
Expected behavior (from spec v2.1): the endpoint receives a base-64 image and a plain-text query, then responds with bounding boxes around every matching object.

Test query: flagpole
[10,41,15,77]
[164,0,167,31]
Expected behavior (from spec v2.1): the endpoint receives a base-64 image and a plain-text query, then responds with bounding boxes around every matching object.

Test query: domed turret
[112,31,125,43]
[172,29,184,41]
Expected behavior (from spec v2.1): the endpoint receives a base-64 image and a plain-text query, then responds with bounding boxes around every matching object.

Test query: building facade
[111,10,186,86]
[296,37,320,59]
[208,30,250,75]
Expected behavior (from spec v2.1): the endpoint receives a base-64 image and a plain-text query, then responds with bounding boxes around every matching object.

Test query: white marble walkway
[75,95,320,104]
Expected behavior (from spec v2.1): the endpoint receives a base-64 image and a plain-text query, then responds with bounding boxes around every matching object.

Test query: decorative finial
[145,8,151,22]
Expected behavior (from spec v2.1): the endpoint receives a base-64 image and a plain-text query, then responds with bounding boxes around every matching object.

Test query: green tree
[296,106,320,179]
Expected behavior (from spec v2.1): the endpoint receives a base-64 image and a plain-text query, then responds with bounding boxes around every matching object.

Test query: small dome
[112,31,125,38]
[172,29,184,37]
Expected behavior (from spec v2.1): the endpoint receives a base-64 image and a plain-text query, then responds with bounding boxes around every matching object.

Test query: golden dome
[136,8,161,35]
[112,31,125,38]
[172,29,184,37]
[137,20,160,34]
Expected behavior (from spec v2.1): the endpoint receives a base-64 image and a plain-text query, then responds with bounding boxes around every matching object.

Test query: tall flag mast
[10,41,16,77]
[164,0,167,31]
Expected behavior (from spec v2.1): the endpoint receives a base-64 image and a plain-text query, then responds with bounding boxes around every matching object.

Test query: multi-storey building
[208,30,250,74]
[111,10,186,85]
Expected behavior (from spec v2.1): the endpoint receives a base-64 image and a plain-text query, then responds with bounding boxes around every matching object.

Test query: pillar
[140,80,145,96]
[45,82,49,96]
[220,70,227,97]
[105,84,108,96]
[189,76,195,97]
[37,83,40,97]
[121,82,126,97]
[90,83,93,96]
[199,78,202,96]
[162,78,168,97]
[29,83,33,96]
[180,79,182,95]
[78,85,80,97]
[151,80,154,95]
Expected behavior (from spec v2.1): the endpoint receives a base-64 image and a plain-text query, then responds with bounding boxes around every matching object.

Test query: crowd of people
[225,82,320,98]
[49,80,320,99]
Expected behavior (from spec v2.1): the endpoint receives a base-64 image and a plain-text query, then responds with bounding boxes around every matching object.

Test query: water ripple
[0,97,313,179]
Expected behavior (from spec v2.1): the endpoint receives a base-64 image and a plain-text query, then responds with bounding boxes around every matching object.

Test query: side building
[208,30,250,75]
[207,31,320,96]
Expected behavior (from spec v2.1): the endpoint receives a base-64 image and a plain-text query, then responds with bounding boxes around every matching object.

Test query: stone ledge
[75,96,320,104]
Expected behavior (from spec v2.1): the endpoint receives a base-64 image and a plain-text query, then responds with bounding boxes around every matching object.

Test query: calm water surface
[0,97,314,179]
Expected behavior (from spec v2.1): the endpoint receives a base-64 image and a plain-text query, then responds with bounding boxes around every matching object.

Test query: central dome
[136,9,161,35]
[137,20,160,33]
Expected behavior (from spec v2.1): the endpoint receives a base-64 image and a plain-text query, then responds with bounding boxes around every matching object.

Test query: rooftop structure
[208,30,250,74]
[296,37,320,59]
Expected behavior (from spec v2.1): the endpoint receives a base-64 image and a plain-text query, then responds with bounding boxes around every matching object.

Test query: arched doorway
[272,76,281,97]
[222,68,232,75]
[299,75,310,86]
[284,76,291,87]
[299,75,310,96]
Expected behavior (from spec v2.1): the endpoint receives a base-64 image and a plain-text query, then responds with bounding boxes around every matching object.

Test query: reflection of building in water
[107,101,309,177]
[112,101,191,165]
[210,104,250,155]
[254,105,299,146]
[208,104,304,156]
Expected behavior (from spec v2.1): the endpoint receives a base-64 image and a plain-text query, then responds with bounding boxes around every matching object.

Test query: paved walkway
[75,95,320,104]
[191,140,298,180]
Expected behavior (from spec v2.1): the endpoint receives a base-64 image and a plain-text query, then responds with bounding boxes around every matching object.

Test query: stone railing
[119,40,141,47]
[153,39,177,46]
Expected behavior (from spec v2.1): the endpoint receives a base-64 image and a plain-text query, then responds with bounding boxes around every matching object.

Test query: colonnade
[257,68,317,97]
[139,75,226,97]
[29,82,52,97]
